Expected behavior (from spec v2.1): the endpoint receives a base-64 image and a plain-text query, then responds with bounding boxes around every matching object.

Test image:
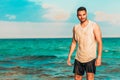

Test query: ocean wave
[103,49,120,53]
[12,55,57,60]
[0,60,15,64]
[40,47,68,51]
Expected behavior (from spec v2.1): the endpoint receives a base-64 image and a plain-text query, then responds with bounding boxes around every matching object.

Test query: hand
[67,57,72,66]
[95,58,102,66]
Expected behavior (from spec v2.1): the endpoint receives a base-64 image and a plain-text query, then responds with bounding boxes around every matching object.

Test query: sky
[0,0,120,38]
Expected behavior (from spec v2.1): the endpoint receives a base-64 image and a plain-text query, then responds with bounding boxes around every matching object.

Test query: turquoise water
[0,38,120,80]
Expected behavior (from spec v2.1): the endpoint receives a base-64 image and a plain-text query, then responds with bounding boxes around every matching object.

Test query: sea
[0,38,120,80]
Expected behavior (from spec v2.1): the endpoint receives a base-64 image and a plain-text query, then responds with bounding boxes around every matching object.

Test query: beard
[80,18,87,23]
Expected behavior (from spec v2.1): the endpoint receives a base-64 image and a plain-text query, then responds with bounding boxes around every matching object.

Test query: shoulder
[89,20,100,29]
[89,20,97,25]
[73,24,80,31]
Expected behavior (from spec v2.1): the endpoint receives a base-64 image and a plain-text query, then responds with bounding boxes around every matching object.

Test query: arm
[93,23,102,66]
[67,27,77,66]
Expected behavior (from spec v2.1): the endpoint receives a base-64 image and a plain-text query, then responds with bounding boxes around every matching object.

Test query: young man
[67,7,102,80]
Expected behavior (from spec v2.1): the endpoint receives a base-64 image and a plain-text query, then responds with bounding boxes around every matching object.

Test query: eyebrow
[77,13,86,15]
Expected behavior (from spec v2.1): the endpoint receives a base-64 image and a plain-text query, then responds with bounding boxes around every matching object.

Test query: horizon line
[0,37,120,39]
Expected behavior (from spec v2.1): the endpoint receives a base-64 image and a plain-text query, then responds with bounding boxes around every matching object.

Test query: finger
[95,61,97,66]
[67,62,72,66]
[95,63,101,66]
[68,63,72,66]
[95,61,99,66]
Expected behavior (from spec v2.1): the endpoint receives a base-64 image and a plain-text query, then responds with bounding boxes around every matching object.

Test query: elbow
[97,38,102,44]
[97,40,102,49]
[70,42,76,48]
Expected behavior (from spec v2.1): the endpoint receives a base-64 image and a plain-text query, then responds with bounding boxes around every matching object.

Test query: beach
[0,38,120,80]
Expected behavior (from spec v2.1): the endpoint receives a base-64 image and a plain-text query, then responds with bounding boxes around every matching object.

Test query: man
[67,7,102,80]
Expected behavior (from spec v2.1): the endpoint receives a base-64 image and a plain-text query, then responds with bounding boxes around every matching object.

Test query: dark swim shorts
[73,59,96,75]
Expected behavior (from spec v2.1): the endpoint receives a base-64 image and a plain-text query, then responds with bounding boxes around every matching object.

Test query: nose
[81,15,84,18]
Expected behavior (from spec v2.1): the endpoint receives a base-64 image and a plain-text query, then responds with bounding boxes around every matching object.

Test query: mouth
[81,19,85,21]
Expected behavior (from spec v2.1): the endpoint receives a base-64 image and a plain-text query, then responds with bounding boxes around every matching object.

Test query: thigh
[73,59,85,75]
[85,59,96,74]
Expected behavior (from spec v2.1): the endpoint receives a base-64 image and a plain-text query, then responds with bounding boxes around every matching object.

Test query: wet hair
[77,6,87,12]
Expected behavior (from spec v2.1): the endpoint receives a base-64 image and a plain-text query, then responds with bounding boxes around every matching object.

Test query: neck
[80,20,89,27]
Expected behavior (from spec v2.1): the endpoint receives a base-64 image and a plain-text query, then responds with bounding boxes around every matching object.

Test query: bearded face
[77,10,87,23]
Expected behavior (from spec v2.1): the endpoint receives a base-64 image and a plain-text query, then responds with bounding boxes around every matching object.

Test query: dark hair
[77,6,87,12]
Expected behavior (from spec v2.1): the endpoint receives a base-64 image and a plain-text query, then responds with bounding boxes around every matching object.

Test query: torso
[74,20,97,63]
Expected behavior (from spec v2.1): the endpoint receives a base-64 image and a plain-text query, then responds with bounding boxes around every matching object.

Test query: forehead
[77,10,86,14]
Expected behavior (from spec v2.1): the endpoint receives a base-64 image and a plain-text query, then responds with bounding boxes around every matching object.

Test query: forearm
[68,43,76,59]
[97,41,102,58]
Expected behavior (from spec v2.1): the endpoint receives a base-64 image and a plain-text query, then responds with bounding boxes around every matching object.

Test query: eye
[77,14,81,16]
[83,13,86,16]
